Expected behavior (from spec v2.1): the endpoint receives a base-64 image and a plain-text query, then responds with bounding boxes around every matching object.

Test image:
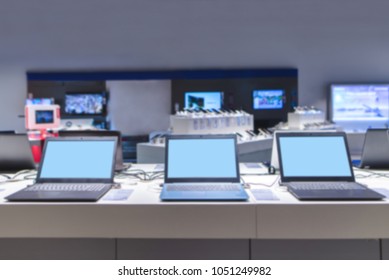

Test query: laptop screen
[277,134,354,181]
[360,129,389,168]
[39,139,116,180]
[165,136,239,182]
[58,130,124,170]
[0,134,36,171]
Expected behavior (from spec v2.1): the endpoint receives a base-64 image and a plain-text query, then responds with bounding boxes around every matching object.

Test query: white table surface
[0,164,388,239]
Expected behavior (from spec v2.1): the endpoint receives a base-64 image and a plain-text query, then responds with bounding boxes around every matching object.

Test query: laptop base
[6,185,113,202]
[160,184,248,201]
[286,184,385,201]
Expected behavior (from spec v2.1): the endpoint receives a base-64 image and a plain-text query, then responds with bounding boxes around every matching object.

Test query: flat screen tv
[184,91,223,110]
[330,84,389,130]
[64,92,107,115]
[253,89,284,110]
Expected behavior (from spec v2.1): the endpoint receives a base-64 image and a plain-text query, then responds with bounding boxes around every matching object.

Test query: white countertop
[0,164,388,239]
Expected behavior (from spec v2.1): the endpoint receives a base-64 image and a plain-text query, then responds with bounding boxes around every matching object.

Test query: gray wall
[1,0,389,131]
[107,80,171,134]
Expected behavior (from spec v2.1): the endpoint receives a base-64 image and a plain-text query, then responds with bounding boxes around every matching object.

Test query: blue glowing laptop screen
[279,136,352,177]
[39,140,115,179]
[167,138,238,179]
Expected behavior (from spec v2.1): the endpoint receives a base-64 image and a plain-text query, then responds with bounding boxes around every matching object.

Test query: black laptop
[160,134,248,201]
[0,134,36,172]
[58,130,126,171]
[359,128,389,169]
[276,132,385,201]
[6,137,117,202]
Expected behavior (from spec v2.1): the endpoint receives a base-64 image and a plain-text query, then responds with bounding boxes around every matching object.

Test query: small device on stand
[25,104,60,163]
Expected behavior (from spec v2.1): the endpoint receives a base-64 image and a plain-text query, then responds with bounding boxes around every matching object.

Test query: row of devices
[2,130,388,202]
[235,129,272,139]
[27,89,284,117]
[149,129,271,145]
[184,90,285,111]
[176,108,249,115]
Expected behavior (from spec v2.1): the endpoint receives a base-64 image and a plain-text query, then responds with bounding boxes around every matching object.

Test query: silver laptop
[276,132,385,201]
[359,128,389,169]
[0,134,36,172]
[6,137,117,202]
[58,130,125,171]
[160,134,248,201]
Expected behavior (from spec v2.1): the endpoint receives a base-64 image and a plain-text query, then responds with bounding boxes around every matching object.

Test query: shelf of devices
[171,110,254,135]
[137,133,273,164]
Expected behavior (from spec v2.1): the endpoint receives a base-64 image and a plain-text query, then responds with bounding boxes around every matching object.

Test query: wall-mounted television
[184,91,223,110]
[253,89,284,110]
[330,84,389,130]
[64,92,107,116]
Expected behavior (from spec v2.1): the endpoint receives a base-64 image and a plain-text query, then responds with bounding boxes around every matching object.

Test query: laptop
[160,134,248,201]
[276,132,385,200]
[359,128,389,169]
[0,134,36,172]
[58,130,126,171]
[6,137,117,202]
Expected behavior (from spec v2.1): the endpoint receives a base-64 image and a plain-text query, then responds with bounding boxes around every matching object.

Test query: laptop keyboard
[26,184,110,192]
[288,182,365,191]
[166,184,241,192]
